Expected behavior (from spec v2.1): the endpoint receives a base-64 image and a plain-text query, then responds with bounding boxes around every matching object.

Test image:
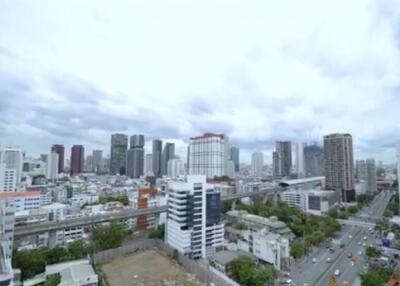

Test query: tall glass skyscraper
[110,133,128,175]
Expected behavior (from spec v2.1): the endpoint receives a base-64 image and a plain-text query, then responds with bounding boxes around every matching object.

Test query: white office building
[0,191,41,212]
[46,152,59,181]
[166,175,224,259]
[295,142,306,178]
[0,164,16,192]
[251,151,264,174]
[188,133,230,178]
[167,158,185,178]
[0,147,23,186]
[0,200,14,286]
[144,154,153,176]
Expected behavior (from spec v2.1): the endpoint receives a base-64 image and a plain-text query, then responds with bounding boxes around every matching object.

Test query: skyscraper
[366,159,377,192]
[355,160,367,182]
[251,151,264,174]
[230,146,240,172]
[166,175,224,259]
[273,141,292,177]
[167,158,185,177]
[126,135,145,178]
[110,134,128,175]
[70,145,84,176]
[161,142,175,176]
[324,133,355,202]
[295,142,305,178]
[144,154,153,175]
[84,155,93,172]
[92,150,103,173]
[0,147,23,185]
[152,139,163,178]
[46,152,59,181]
[51,144,65,173]
[188,133,230,178]
[304,143,324,177]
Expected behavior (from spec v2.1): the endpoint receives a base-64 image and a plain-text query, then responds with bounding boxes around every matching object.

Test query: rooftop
[0,191,41,198]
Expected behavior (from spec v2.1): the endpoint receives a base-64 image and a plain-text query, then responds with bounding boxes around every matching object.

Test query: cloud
[0,0,400,163]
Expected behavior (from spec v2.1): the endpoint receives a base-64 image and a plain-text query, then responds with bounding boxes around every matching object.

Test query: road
[289,191,393,286]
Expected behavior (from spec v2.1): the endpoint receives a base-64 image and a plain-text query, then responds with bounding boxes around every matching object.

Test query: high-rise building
[304,144,324,177]
[70,145,84,176]
[230,146,240,172]
[166,175,224,259]
[251,151,264,174]
[51,144,65,173]
[0,199,14,285]
[110,134,128,175]
[161,143,175,176]
[0,147,23,185]
[152,139,163,178]
[46,152,59,181]
[0,163,16,192]
[366,159,377,192]
[188,133,230,178]
[273,141,292,177]
[84,155,93,172]
[167,158,185,177]
[92,150,103,173]
[355,160,367,182]
[144,154,153,175]
[324,133,355,202]
[126,135,145,178]
[295,142,306,178]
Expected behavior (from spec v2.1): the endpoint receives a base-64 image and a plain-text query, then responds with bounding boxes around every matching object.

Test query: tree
[12,249,46,280]
[68,239,89,259]
[44,274,61,286]
[359,266,391,286]
[365,246,380,258]
[221,201,232,214]
[233,222,248,230]
[339,211,349,219]
[348,206,359,214]
[148,225,165,239]
[328,209,338,218]
[91,220,127,251]
[44,247,70,264]
[290,241,305,258]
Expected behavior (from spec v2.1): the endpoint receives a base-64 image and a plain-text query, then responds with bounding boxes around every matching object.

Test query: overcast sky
[1,0,400,163]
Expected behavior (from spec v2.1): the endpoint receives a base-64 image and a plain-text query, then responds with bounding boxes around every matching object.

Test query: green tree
[328,209,338,218]
[339,211,349,219]
[147,224,165,239]
[68,239,89,259]
[44,247,70,264]
[348,205,359,214]
[359,266,391,286]
[43,274,61,286]
[227,256,258,286]
[91,220,127,251]
[365,246,380,258]
[12,249,46,280]
[290,241,305,258]
[221,201,232,214]
[233,222,248,230]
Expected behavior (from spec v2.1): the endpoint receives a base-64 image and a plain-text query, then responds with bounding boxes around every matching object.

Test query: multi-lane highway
[290,191,393,286]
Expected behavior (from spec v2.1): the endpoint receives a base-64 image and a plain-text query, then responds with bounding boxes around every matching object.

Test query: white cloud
[0,0,400,163]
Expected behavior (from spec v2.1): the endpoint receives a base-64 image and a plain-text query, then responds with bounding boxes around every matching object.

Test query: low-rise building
[0,191,41,212]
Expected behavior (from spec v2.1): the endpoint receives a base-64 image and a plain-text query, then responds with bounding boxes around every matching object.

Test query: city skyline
[1,1,400,164]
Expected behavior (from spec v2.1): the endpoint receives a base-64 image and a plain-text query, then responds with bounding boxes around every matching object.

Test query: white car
[357,241,362,246]
[334,269,340,276]
[327,257,332,263]
[349,235,353,239]
[312,258,317,263]
[285,279,292,284]
[363,236,367,241]
[358,251,362,256]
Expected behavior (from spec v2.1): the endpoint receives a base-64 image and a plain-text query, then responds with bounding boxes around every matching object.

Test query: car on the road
[347,252,352,258]
[340,243,345,248]
[327,257,332,263]
[358,241,362,246]
[363,236,367,241]
[312,258,317,263]
[284,279,292,285]
[358,251,362,256]
[329,247,335,253]
[334,269,340,276]
[349,235,352,239]
[362,242,366,247]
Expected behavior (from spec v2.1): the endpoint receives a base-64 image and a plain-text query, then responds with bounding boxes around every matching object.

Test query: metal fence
[93,239,237,286]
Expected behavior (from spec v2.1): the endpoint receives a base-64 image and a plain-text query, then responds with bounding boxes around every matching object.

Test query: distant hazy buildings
[166,175,224,259]
[46,152,59,181]
[355,160,367,182]
[167,158,185,177]
[304,144,324,177]
[251,151,264,174]
[161,142,175,176]
[0,163,16,192]
[0,147,23,185]
[273,141,292,177]
[92,150,103,173]
[188,133,230,178]
[110,133,128,175]
[51,144,65,173]
[84,155,93,173]
[144,154,153,175]
[295,142,305,178]
[152,139,163,178]
[323,133,355,202]
[126,135,145,178]
[70,145,84,176]
[230,146,240,172]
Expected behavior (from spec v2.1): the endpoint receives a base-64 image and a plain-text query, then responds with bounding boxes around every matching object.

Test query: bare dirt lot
[101,249,201,286]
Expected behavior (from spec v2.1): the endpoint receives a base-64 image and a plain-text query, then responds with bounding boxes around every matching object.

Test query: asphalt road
[289,191,393,286]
